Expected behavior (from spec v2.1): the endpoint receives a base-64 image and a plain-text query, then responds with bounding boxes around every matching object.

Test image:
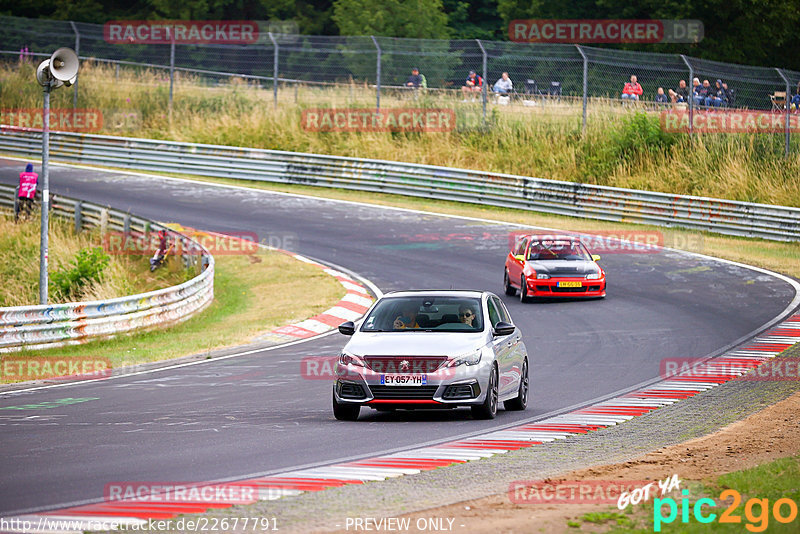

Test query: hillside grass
[1,210,346,381]
[1,60,799,207]
[17,246,345,374]
[0,212,185,306]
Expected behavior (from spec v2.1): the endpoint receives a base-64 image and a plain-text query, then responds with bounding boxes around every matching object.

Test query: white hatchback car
[333,290,529,420]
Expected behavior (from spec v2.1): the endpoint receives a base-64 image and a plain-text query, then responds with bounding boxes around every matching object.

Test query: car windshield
[360,296,484,332]
[527,240,591,261]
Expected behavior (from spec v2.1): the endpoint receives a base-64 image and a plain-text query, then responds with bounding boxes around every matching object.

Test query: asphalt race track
[0,159,796,515]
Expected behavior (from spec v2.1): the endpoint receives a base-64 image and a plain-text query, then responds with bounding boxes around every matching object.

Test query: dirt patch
[381,390,800,534]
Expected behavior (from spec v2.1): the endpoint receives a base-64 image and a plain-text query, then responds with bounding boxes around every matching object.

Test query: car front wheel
[332,390,360,421]
[504,359,528,411]
[472,365,498,420]
[519,276,529,303]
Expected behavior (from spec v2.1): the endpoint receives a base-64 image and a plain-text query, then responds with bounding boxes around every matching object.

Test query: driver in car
[393,304,420,330]
[458,305,478,327]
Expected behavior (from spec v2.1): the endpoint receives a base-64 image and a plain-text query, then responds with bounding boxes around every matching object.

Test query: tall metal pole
[268,32,279,108]
[70,21,80,111]
[371,36,381,111]
[680,55,693,136]
[39,84,51,304]
[476,39,487,121]
[576,45,588,133]
[169,33,175,117]
[776,68,791,157]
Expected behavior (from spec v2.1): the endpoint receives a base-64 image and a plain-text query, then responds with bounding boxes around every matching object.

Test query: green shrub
[50,247,111,301]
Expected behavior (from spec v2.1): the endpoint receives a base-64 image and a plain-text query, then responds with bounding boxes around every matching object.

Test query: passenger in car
[393,304,420,329]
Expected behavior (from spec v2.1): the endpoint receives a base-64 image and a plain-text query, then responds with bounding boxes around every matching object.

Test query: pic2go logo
[654,489,798,532]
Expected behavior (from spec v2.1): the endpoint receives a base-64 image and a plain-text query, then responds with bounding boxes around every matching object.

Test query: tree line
[1,0,798,71]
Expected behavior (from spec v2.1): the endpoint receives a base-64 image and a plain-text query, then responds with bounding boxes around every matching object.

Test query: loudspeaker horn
[49,47,79,82]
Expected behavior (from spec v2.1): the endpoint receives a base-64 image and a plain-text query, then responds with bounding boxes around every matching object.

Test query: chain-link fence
[1,14,797,153]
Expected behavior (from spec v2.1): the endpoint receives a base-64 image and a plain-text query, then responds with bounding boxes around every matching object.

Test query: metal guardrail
[0,183,214,352]
[1,126,798,241]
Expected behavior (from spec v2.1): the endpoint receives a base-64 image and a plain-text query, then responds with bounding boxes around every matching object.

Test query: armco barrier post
[576,45,588,133]
[74,201,82,233]
[371,36,381,111]
[268,32,278,109]
[776,68,790,157]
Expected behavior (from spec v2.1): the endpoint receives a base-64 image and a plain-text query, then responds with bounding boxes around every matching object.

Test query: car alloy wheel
[504,359,528,411]
[519,275,529,303]
[472,365,498,419]
[504,270,516,296]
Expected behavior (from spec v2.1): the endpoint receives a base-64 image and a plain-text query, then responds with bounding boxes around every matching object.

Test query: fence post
[776,68,790,157]
[169,33,175,118]
[74,201,82,233]
[371,36,381,111]
[576,45,588,133]
[680,55,693,136]
[69,21,80,111]
[476,39,487,121]
[268,32,279,108]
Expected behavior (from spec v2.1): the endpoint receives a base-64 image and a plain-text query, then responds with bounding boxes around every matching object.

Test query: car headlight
[447,349,482,367]
[585,272,601,280]
[339,351,365,367]
[536,273,550,279]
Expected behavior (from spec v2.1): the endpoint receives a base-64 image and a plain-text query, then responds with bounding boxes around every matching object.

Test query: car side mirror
[592,254,601,262]
[514,254,525,262]
[338,321,355,335]
[493,321,516,336]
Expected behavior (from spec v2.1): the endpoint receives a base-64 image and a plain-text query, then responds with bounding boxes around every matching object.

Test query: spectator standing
[461,70,483,101]
[16,163,38,220]
[655,87,669,103]
[668,80,689,103]
[621,75,643,101]
[492,72,513,94]
[405,68,425,89]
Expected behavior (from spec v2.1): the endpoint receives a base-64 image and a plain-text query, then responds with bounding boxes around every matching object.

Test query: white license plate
[381,374,428,386]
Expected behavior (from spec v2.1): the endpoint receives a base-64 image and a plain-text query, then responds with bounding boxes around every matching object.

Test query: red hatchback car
[504,235,606,301]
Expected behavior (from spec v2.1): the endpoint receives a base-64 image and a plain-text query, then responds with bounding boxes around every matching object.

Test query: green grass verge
[3,247,345,383]
[0,212,186,306]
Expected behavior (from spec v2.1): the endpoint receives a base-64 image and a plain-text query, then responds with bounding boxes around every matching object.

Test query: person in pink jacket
[621,75,643,101]
[17,162,38,220]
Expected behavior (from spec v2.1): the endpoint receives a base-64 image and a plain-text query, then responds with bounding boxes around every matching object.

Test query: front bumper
[527,277,606,297]
[333,359,492,408]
